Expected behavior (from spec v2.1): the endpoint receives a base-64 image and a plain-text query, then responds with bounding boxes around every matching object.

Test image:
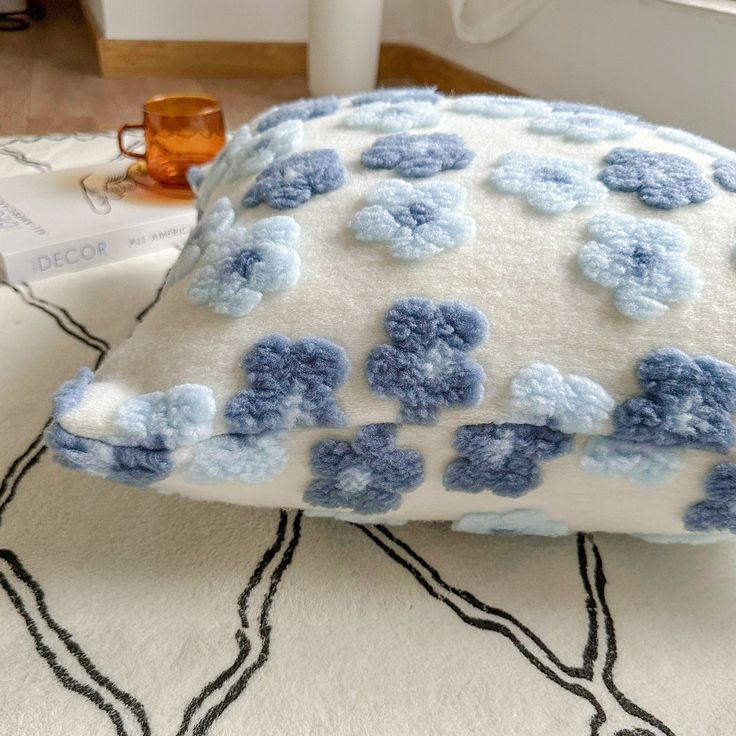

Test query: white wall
[400,0,736,147]
[83,0,736,147]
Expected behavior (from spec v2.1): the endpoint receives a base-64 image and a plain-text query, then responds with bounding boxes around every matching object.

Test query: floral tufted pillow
[47,89,736,542]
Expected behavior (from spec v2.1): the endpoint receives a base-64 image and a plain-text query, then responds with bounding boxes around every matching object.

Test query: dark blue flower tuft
[45,423,173,487]
[304,423,424,514]
[613,348,736,453]
[361,133,474,178]
[685,464,736,534]
[365,297,488,424]
[242,149,347,209]
[226,334,349,434]
[255,96,340,133]
[599,147,714,209]
[713,158,736,193]
[351,87,442,107]
[444,423,573,497]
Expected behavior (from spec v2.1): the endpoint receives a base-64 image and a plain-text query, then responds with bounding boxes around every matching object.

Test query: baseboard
[84,18,518,95]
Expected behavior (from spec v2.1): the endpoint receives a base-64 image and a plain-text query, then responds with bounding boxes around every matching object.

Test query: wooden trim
[379,43,519,96]
[82,14,519,95]
[98,41,307,79]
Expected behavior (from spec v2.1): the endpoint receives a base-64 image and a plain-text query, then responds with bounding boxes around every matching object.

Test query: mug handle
[117,123,146,159]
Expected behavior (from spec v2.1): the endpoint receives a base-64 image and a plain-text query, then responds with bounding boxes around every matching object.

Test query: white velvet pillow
[47,89,736,541]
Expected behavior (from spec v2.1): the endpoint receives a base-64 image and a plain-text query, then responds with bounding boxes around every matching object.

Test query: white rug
[0,133,734,736]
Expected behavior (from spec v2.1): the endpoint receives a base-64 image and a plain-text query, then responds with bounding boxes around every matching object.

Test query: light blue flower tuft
[242,149,347,209]
[445,423,573,497]
[52,367,95,419]
[633,532,728,544]
[255,96,340,133]
[713,158,736,192]
[304,424,424,515]
[581,437,683,486]
[655,126,734,159]
[579,212,701,320]
[168,196,236,285]
[186,432,288,484]
[361,133,474,178]
[451,509,572,537]
[114,384,216,451]
[343,101,440,133]
[351,179,474,259]
[303,508,407,525]
[599,148,714,209]
[685,463,736,534]
[187,216,300,317]
[452,94,551,119]
[489,151,607,214]
[529,111,636,143]
[509,363,614,434]
[351,87,442,107]
[550,101,638,121]
[366,297,488,424]
[46,423,173,487]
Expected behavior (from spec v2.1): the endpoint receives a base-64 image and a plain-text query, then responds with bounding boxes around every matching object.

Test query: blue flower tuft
[489,151,607,214]
[452,94,551,119]
[451,509,571,536]
[529,111,636,143]
[46,423,173,486]
[684,464,736,534]
[342,101,440,133]
[509,362,613,434]
[186,432,288,484]
[366,297,488,424]
[226,334,348,434]
[350,179,474,259]
[444,423,573,497]
[599,148,714,209]
[242,149,347,209]
[196,121,304,210]
[581,437,683,486]
[351,87,442,107]
[254,96,340,133]
[52,367,95,418]
[613,348,736,453]
[361,133,474,179]
[187,216,300,316]
[713,158,736,192]
[168,196,236,284]
[114,384,216,450]
[303,508,407,525]
[303,424,424,515]
[579,212,701,320]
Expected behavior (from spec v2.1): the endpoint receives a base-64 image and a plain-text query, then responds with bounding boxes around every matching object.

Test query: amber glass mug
[118,94,226,188]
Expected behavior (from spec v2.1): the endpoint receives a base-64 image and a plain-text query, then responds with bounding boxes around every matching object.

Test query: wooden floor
[0,0,311,135]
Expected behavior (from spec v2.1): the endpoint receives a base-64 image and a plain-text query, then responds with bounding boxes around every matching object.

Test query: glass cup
[117,94,226,188]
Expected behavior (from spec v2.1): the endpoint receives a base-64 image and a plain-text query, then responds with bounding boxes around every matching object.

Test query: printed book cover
[0,162,197,283]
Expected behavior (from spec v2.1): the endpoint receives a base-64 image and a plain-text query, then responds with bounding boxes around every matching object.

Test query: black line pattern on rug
[176,510,303,736]
[356,526,675,736]
[0,268,171,729]
[0,147,52,172]
[0,550,151,736]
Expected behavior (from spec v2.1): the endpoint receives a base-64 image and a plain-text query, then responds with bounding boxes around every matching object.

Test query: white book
[0,162,197,283]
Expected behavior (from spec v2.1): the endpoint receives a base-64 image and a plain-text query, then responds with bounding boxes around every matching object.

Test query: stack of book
[0,162,197,283]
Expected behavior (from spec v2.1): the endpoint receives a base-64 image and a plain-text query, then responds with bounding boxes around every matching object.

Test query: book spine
[0,216,196,284]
